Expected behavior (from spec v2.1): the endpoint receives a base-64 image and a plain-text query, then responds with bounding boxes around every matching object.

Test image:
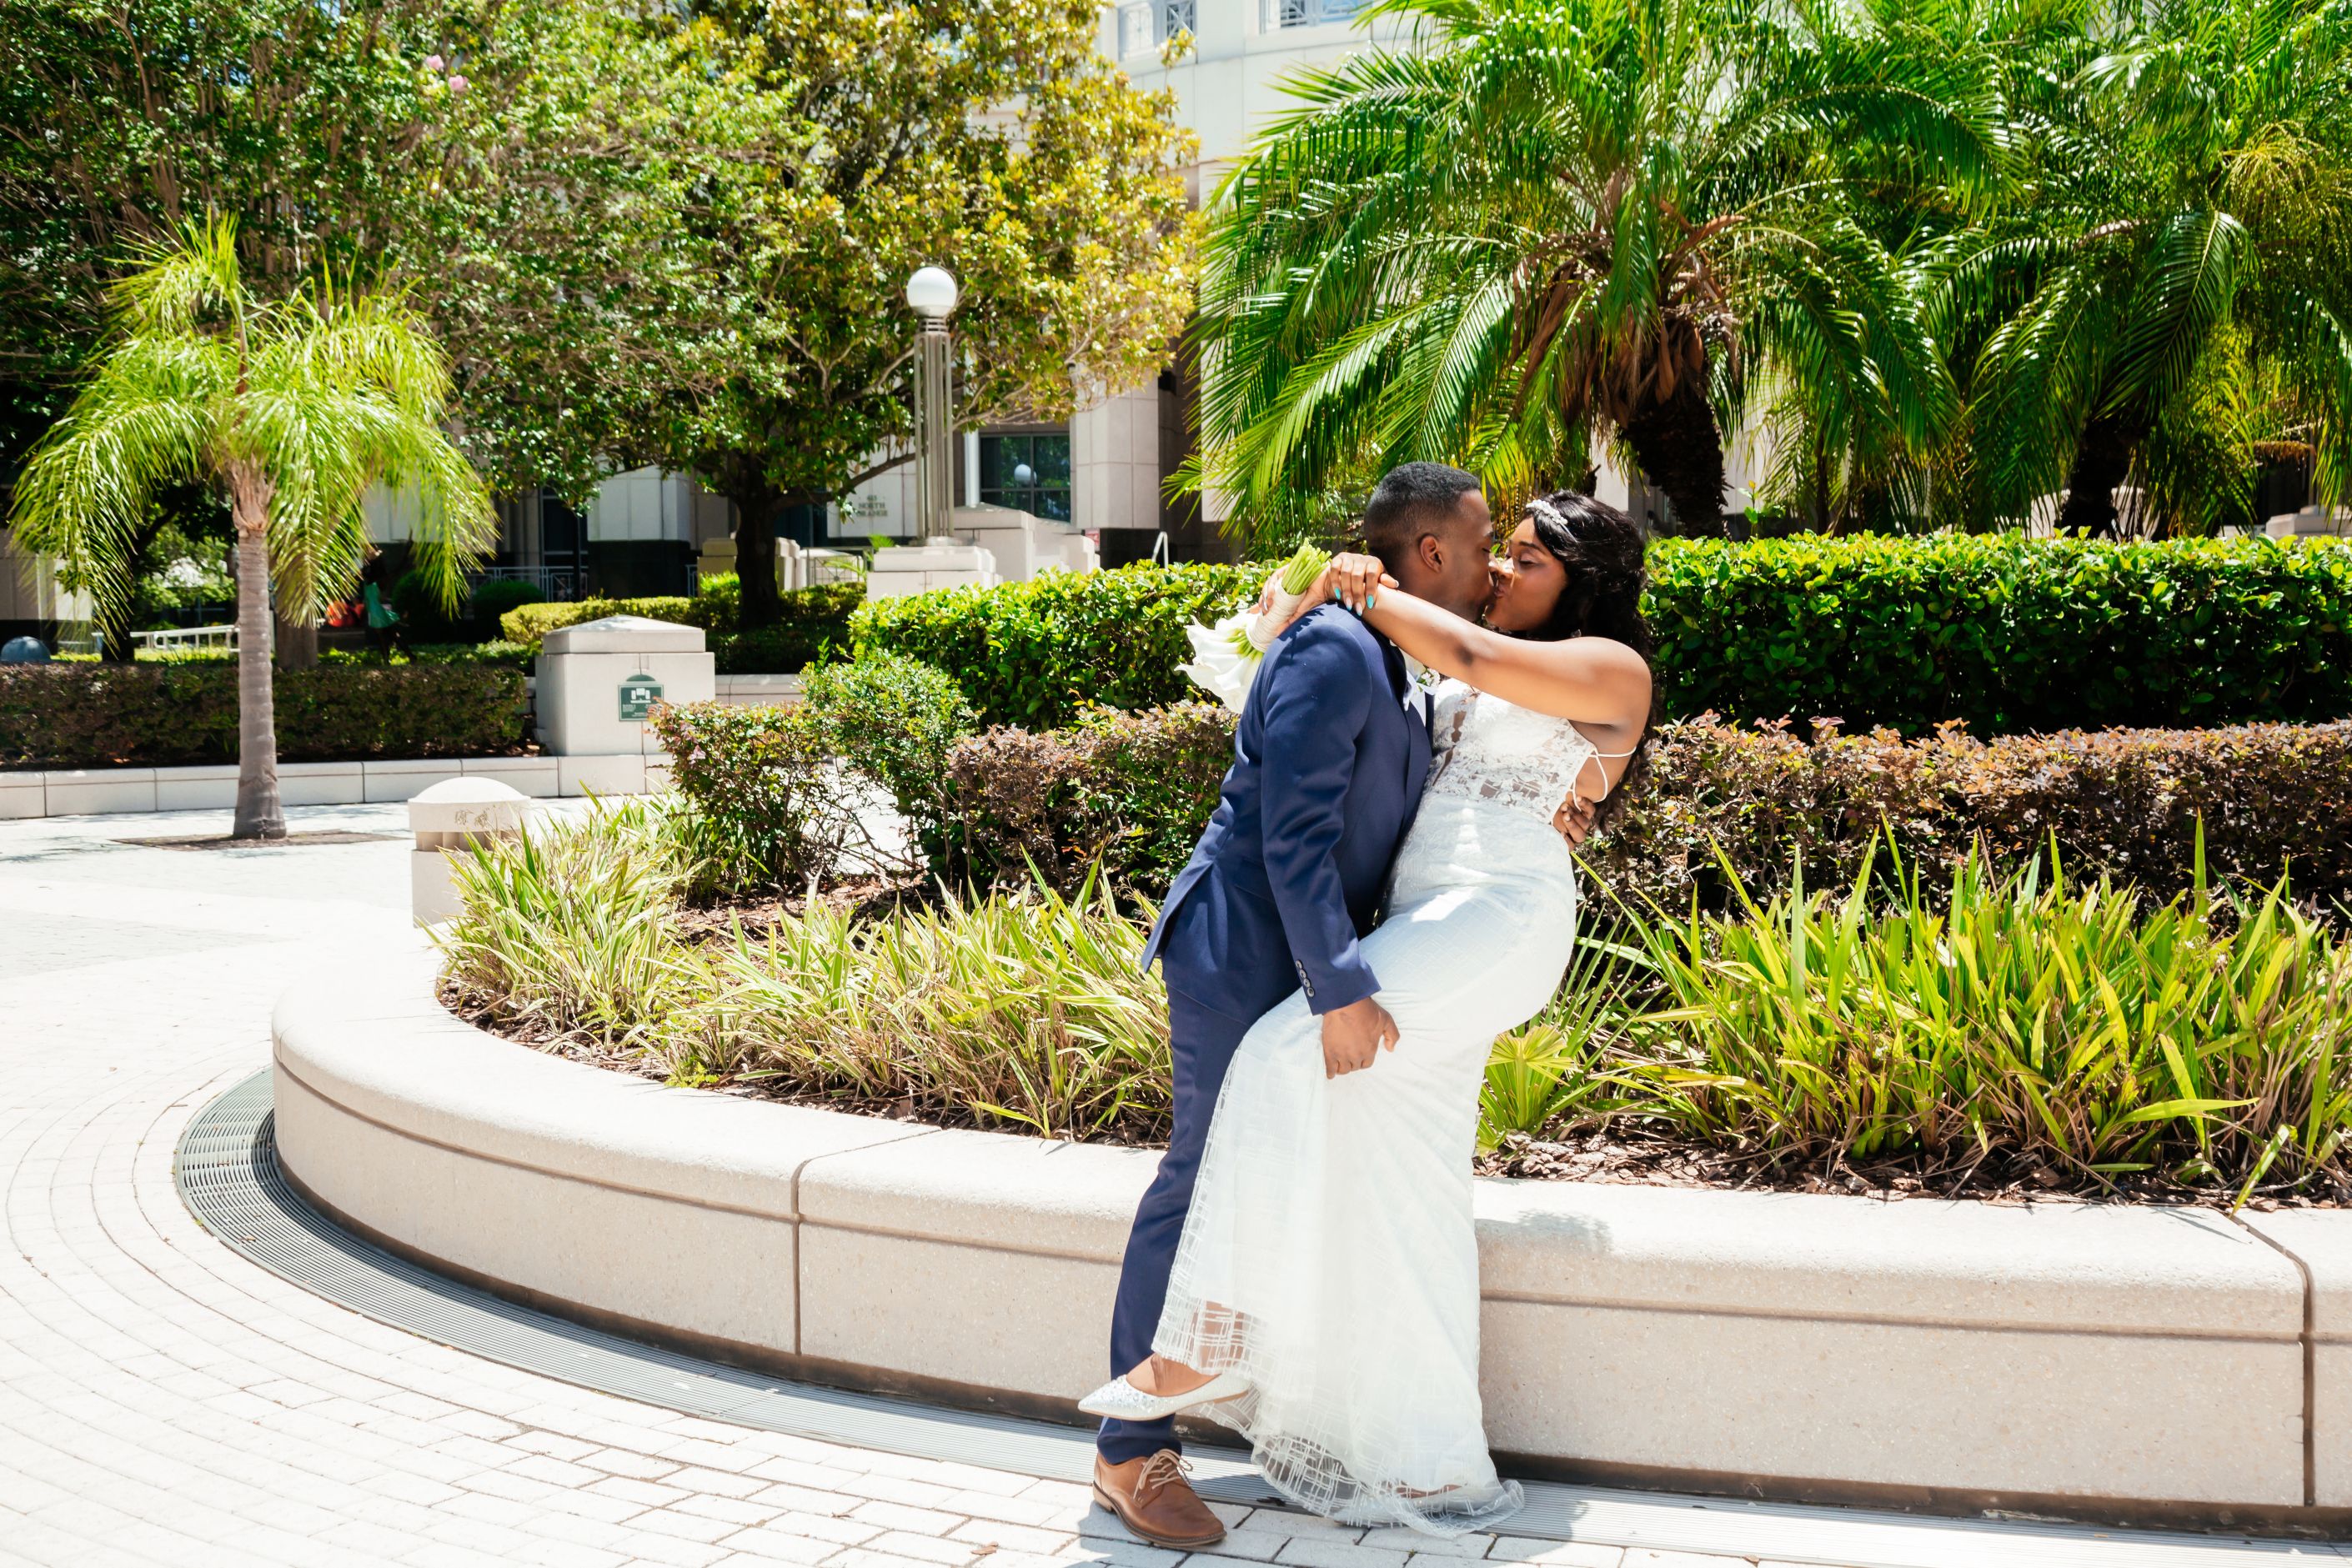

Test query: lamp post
[905,266,959,541]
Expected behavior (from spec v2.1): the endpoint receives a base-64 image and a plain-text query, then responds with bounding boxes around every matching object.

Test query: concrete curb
[0,753,672,819]
[271,952,2347,1525]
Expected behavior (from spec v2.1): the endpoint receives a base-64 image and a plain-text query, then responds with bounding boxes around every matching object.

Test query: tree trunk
[97,515,166,663]
[1813,429,1835,537]
[2057,415,2140,538]
[228,469,284,841]
[730,480,782,630]
[96,591,140,665]
[273,613,318,670]
[1618,375,1727,536]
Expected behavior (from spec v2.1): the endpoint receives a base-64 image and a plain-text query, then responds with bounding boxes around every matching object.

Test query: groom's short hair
[1363,462,1483,566]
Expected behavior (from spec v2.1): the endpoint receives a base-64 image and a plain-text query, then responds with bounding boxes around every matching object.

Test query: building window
[1121,0,1196,54]
[979,433,1072,523]
[1264,0,1359,28]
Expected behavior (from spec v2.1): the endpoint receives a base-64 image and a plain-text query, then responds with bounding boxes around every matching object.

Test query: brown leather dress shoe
[1092,1450,1226,1550]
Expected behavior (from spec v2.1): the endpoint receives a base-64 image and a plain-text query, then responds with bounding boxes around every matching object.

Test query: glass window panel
[1032,434,1071,485]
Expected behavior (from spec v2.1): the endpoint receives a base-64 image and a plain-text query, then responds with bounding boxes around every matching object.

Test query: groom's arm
[1256,614,1380,1016]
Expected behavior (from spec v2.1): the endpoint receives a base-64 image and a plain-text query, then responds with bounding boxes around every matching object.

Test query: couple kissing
[1080,463,1657,1542]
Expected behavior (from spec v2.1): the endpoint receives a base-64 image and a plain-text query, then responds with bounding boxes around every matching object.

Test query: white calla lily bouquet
[1178,544,1331,715]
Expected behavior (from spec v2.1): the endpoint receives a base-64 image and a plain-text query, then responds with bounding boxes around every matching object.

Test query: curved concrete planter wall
[273,955,2350,1532]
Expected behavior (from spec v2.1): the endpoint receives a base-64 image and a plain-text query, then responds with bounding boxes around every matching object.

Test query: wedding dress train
[1152,684,1601,1536]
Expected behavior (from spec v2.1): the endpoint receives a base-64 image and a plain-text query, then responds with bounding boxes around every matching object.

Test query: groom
[1092,463,1517,1546]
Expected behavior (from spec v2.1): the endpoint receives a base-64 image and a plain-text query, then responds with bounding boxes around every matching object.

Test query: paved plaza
[0,804,2343,1568]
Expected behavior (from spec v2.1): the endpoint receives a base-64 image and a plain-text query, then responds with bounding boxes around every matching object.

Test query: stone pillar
[1072,383,1161,535]
[535,614,716,756]
[409,778,532,927]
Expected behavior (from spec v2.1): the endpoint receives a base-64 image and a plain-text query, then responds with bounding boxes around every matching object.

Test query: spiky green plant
[1607,835,2352,1196]
[1190,0,2001,542]
[434,797,706,1048]
[1479,930,1643,1150]
[439,804,1173,1140]
[8,213,494,837]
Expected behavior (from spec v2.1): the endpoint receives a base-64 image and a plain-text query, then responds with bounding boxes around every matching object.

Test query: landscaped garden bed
[432,547,2352,1211]
[437,757,2352,1210]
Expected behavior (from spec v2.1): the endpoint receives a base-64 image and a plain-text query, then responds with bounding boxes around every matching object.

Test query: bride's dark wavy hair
[1509,488,1657,830]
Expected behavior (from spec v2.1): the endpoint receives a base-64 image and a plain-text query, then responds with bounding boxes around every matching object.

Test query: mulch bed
[1473,1126,2352,1210]
[118,830,403,850]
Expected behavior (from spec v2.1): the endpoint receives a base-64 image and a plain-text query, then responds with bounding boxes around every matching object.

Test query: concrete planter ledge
[273,953,2351,1532]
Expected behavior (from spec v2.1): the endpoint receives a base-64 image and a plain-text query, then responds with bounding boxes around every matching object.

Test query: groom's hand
[1321,996,1400,1079]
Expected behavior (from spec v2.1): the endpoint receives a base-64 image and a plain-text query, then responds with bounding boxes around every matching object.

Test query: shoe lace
[1134,1450,1192,1504]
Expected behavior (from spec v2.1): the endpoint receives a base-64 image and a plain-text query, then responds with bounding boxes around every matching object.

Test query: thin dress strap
[1568,733,1635,808]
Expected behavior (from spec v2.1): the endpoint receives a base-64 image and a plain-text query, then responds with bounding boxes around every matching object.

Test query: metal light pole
[905,266,959,541]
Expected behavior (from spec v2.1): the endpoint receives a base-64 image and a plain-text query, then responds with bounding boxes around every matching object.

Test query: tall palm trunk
[1618,376,1727,536]
[2057,415,2141,538]
[228,465,284,840]
[274,614,318,670]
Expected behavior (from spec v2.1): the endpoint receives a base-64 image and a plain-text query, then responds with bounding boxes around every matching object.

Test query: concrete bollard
[409,777,533,927]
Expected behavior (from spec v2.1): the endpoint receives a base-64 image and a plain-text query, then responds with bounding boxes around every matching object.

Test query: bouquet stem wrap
[1180,544,1331,715]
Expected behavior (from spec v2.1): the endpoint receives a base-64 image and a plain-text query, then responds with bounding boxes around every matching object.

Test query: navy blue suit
[1100,604,1431,1465]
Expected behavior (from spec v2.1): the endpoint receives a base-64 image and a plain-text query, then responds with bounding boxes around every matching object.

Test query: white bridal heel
[1076,1369,1252,1421]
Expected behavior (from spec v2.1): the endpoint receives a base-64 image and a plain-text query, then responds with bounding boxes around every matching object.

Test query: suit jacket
[1141,604,1432,1020]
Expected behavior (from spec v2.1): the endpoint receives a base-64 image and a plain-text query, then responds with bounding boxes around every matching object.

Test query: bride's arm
[1316,559,1650,729]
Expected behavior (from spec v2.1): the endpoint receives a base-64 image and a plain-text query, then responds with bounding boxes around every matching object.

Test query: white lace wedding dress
[1152,682,1602,1536]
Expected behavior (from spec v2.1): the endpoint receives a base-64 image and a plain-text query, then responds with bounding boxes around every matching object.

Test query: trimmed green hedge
[0,664,529,769]
[853,538,2352,735]
[852,564,1261,729]
[502,579,862,674]
[1651,534,2352,734]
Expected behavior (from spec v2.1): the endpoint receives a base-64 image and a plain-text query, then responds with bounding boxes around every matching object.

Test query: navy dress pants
[1096,984,1261,1465]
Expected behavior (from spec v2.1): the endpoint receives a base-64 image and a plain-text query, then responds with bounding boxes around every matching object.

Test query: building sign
[618,674,663,722]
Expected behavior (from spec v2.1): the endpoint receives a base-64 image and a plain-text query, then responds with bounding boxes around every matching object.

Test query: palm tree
[1962,0,2352,534]
[1190,0,2003,539]
[9,216,494,839]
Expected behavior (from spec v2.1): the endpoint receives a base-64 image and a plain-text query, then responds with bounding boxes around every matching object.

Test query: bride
[1080,488,1655,1535]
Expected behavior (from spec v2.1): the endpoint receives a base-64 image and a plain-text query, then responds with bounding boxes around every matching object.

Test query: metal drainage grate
[173,1070,1236,1491]
[175,1070,2333,1568]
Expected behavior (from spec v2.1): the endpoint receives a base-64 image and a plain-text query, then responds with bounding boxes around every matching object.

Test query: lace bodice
[1422,680,1610,824]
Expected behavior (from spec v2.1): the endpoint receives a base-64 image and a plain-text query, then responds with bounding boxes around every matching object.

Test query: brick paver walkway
[0,805,2324,1568]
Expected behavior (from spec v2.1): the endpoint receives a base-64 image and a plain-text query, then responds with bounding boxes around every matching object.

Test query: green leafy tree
[397,9,772,501]
[666,0,1199,627]
[1190,0,2001,542]
[8,218,493,838]
[0,0,747,579]
[1961,0,2352,534]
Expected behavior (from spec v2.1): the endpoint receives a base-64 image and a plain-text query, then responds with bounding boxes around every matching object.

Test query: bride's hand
[1320,553,1397,617]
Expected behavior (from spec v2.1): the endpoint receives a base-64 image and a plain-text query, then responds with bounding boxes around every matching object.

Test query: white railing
[471,564,584,599]
[1264,0,1359,27]
[138,624,237,652]
[54,624,238,656]
[1121,0,1197,53]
